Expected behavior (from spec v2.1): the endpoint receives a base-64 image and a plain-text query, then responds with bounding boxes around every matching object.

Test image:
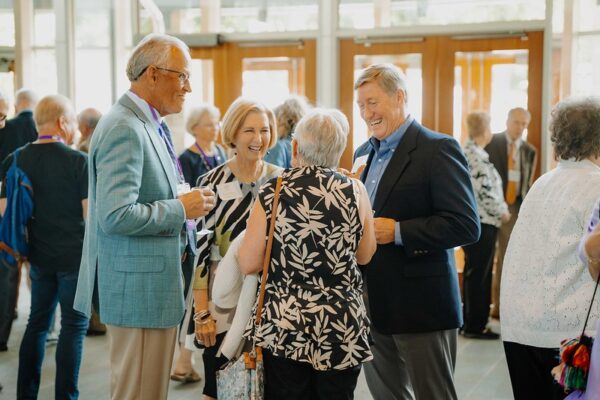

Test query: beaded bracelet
[193,310,213,324]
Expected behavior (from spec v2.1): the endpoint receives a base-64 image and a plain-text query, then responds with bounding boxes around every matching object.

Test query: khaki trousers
[107,325,177,400]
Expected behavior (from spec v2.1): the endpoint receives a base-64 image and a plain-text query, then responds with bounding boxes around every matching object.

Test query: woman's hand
[585,223,600,281]
[195,314,217,347]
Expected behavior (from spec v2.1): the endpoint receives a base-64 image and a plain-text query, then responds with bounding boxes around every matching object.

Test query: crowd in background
[0,32,599,400]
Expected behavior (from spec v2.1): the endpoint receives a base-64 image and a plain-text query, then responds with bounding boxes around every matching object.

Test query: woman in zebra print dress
[190,97,281,400]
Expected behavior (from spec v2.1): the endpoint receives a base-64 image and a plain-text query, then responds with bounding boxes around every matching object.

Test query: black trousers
[0,259,19,349]
[264,349,361,400]
[462,223,498,332]
[503,341,566,400]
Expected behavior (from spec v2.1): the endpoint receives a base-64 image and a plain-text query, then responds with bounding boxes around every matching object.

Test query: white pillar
[316,0,338,107]
[54,0,75,99]
[14,0,33,90]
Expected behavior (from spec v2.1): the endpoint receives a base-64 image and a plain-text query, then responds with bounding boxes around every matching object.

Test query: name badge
[352,155,369,173]
[508,170,521,183]
[217,181,244,201]
[176,182,191,196]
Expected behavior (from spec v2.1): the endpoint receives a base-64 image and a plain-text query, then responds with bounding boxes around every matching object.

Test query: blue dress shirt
[364,115,414,246]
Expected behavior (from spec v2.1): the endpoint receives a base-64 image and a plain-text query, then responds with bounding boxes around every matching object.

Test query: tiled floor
[0,277,513,399]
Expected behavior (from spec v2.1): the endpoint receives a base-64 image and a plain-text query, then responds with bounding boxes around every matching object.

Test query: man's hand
[179,187,215,219]
[374,217,395,245]
[337,164,366,180]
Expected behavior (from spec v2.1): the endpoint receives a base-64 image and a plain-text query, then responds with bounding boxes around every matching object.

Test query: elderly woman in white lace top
[461,111,510,340]
[500,97,600,400]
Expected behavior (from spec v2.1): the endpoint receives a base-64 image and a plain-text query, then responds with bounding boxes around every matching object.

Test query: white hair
[126,33,190,82]
[294,108,349,168]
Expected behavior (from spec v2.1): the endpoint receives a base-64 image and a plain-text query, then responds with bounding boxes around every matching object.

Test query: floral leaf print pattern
[244,166,373,371]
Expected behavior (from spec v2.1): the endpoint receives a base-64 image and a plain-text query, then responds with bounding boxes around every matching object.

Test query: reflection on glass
[339,0,545,29]
[453,50,528,143]
[241,57,305,110]
[352,54,422,151]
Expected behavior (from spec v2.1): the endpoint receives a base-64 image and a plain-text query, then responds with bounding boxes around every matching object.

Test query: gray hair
[354,63,408,103]
[126,33,190,82]
[550,97,600,161]
[274,96,310,139]
[185,104,220,134]
[508,107,531,121]
[294,108,349,168]
[15,88,38,110]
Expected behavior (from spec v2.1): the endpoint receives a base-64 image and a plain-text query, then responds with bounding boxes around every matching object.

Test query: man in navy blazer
[354,64,480,400]
[0,89,38,164]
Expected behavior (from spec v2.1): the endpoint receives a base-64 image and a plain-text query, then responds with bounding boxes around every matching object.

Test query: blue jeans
[17,265,89,400]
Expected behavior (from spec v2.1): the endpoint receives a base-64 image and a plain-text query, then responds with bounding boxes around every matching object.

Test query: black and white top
[464,140,508,227]
[244,166,372,371]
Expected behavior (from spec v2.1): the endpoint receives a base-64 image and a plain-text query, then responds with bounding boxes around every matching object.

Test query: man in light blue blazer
[74,34,215,400]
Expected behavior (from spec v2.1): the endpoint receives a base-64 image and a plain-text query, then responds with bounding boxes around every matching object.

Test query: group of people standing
[1,30,599,400]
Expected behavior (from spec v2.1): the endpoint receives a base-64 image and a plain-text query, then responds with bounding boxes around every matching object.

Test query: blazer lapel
[118,95,178,198]
[372,120,419,213]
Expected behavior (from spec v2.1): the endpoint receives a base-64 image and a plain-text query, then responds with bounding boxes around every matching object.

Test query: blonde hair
[185,104,220,135]
[466,111,491,139]
[354,63,408,103]
[274,96,310,139]
[34,95,74,128]
[220,98,277,150]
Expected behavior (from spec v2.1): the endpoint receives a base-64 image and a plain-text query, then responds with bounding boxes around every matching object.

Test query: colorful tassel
[553,335,594,393]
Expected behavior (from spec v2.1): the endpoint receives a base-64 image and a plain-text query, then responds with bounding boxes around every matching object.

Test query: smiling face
[232,111,271,162]
[153,47,191,116]
[356,80,406,141]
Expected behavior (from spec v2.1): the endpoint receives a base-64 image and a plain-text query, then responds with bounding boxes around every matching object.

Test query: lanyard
[38,135,64,143]
[194,142,221,170]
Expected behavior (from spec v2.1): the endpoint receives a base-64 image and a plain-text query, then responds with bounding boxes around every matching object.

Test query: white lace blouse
[500,159,600,348]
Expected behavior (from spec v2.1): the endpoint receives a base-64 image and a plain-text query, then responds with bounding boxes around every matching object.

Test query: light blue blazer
[74,94,186,328]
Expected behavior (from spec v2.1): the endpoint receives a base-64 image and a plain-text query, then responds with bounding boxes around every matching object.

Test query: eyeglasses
[135,65,190,85]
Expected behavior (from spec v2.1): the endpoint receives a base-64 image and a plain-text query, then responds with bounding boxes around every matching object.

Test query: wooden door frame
[191,40,317,119]
[339,38,437,169]
[339,32,543,176]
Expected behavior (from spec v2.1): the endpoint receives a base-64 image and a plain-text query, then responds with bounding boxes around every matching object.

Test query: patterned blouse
[244,166,373,371]
[463,139,508,227]
[193,161,282,292]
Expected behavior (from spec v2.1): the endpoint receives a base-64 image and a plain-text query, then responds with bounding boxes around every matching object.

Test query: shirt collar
[126,90,163,131]
[369,115,414,153]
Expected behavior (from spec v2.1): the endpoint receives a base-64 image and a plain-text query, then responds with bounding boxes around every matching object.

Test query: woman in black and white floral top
[238,108,376,400]
[461,111,510,339]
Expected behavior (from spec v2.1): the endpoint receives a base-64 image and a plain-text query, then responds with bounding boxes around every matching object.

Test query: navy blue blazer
[0,110,38,164]
[355,120,480,334]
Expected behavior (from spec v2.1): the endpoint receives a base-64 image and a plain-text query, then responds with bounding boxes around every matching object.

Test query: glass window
[352,54,422,151]
[572,35,600,97]
[33,0,56,47]
[241,57,305,109]
[138,0,318,34]
[453,50,528,143]
[339,0,546,29]
[75,0,111,47]
[574,0,600,31]
[31,49,58,96]
[0,0,14,47]
[75,49,112,112]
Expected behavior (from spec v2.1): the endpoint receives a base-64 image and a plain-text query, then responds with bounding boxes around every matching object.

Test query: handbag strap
[255,176,283,326]
[580,273,600,339]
